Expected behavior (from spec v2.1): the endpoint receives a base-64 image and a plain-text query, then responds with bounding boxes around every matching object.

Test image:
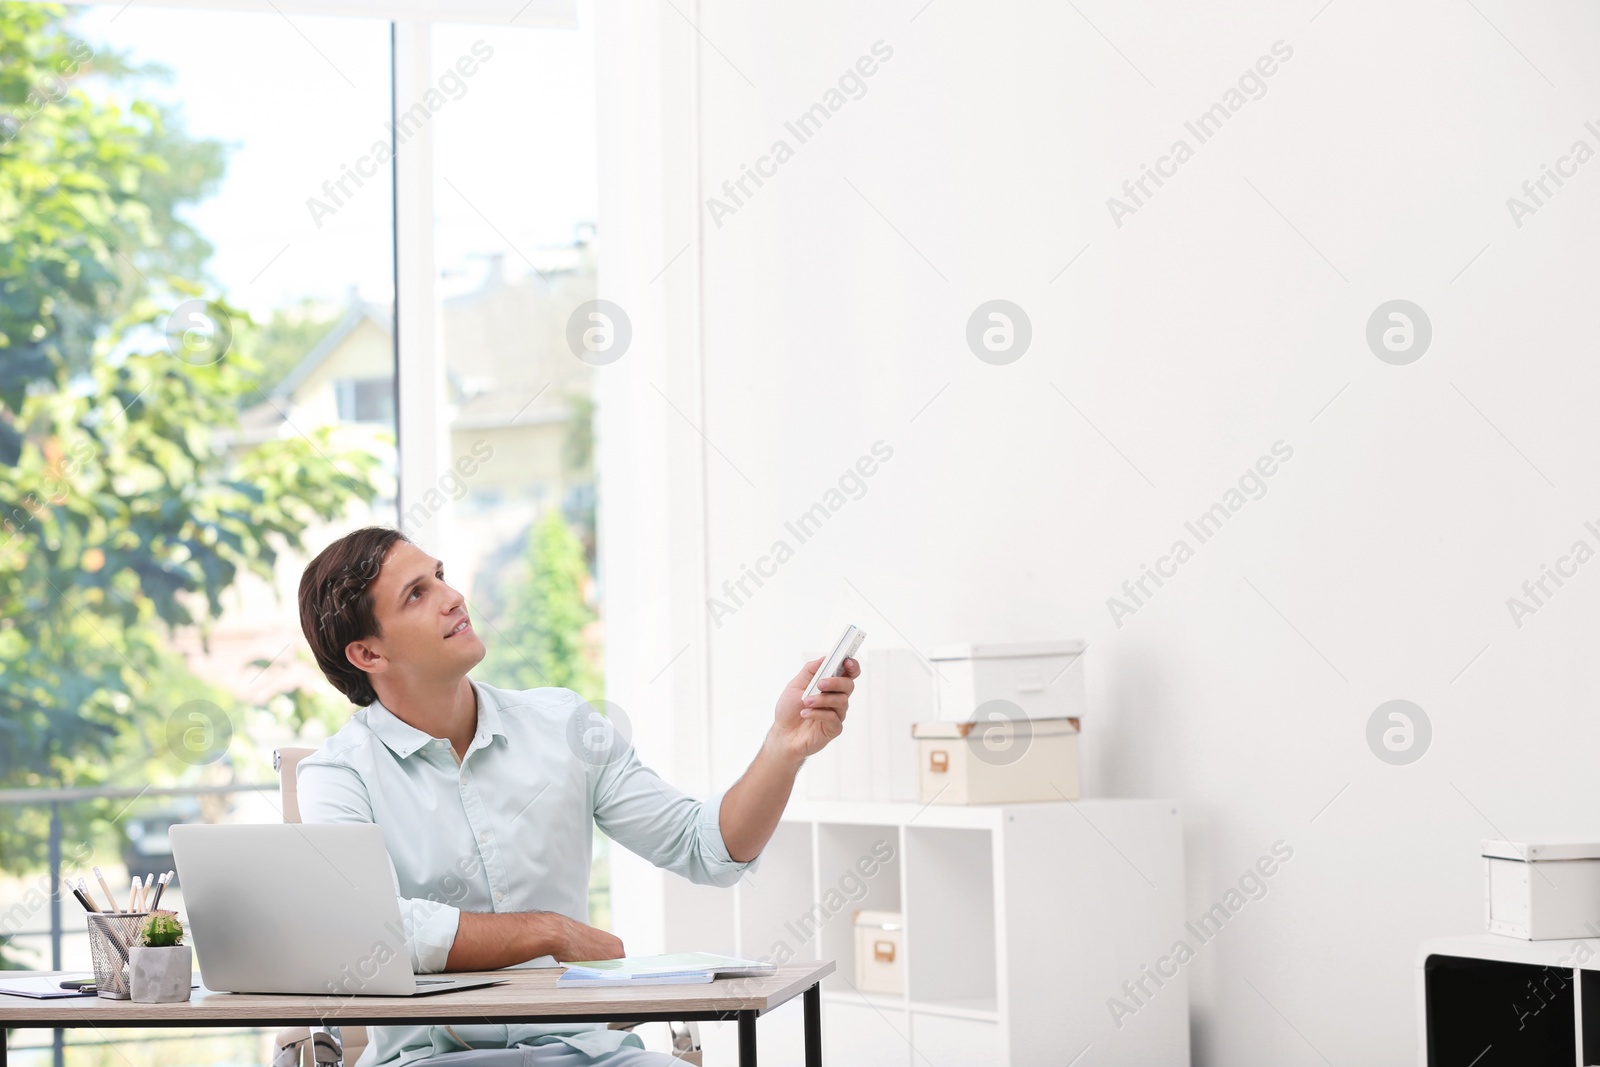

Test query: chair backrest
[274,747,316,825]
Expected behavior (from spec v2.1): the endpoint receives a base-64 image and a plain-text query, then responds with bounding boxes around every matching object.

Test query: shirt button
[495,891,504,902]
[479,832,489,843]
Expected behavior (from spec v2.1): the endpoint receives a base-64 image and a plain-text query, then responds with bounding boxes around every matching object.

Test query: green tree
[481,509,602,699]
[0,1,378,922]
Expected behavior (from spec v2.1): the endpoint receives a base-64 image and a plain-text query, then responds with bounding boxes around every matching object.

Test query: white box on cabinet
[1483,839,1600,940]
[930,640,1086,722]
[852,909,905,995]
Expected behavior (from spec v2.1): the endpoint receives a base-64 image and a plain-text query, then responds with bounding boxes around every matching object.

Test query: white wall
[600,1,1600,1063]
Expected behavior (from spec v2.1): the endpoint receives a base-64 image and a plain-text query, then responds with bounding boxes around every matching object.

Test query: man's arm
[298,755,622,971]
[718,656,859,863]
[444,911,622,970]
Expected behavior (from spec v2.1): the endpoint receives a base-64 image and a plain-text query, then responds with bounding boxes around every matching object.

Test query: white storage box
[911,717,1080,804]
[852,909,904,995]
[930,641,1086,722]
[1483,839,1600,940]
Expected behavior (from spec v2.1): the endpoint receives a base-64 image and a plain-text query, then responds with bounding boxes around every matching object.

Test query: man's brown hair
[298,526,410,707]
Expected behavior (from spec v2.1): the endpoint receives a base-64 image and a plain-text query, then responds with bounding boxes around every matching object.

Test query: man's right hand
[551,913,624,962]
[446,910,624,971]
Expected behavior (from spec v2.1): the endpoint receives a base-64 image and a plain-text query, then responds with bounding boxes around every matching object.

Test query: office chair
[271,747,703,1066]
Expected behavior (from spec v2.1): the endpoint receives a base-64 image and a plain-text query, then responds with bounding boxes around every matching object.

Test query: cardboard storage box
[912,717,1080,805]
[930,641,1086,722]
[1484,839,1600,940]
[852,910,904,995]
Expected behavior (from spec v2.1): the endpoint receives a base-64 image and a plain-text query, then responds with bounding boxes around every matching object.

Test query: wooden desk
[0,961,833,1067]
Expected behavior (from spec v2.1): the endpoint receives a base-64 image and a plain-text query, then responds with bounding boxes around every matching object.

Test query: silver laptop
[170,823,504,996]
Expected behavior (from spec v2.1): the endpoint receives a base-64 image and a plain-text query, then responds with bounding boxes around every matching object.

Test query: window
[336,377,398,424]
[0,5,393,1060]
[0,7,608,1058]
[428,10,606,922]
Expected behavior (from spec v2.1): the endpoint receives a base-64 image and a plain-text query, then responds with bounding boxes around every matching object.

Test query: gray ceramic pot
[128,944,191,1003]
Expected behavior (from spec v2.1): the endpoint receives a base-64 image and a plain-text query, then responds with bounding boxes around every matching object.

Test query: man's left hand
[771,656,860,762]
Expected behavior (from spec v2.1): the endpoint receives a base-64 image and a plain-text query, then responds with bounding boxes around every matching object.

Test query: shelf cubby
[666,798,1188,1066]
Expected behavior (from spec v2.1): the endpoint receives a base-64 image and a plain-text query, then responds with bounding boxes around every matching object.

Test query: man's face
[348,540,486,688]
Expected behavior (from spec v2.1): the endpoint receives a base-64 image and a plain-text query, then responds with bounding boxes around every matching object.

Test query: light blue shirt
[296,679,755,1067]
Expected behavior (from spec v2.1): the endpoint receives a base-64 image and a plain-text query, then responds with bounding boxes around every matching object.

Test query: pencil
[91,867,119,912]
[97,916,130,965]
[128,876,139,913]
[149,871,170,912]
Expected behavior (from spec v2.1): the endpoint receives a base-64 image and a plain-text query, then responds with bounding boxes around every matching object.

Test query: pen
[91,867,119,912]
[67,883,96,914]
[149,871,171,912]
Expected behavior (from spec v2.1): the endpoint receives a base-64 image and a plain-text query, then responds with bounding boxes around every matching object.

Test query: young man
[294,526,858,1067]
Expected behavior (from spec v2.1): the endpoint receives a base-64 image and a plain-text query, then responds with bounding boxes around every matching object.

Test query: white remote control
[804,625,866,701]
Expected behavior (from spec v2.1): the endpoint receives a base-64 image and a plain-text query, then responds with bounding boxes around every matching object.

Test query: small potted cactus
[129,910,191,1003]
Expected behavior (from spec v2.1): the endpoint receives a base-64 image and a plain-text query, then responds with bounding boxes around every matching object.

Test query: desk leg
[804,982,821,1067]
[738,1010,758,1067]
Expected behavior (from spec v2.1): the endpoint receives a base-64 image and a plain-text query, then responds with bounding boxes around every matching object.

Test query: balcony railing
[0,782,277,1067]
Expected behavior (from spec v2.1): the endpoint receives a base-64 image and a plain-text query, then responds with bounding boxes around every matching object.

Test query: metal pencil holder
[87,912,148,1000]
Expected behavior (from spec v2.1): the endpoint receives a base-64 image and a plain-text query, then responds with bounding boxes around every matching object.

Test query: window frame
[31,0,585,548]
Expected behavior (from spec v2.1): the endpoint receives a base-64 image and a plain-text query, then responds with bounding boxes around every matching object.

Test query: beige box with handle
[852,910,904,995]
[911,717,1080,804]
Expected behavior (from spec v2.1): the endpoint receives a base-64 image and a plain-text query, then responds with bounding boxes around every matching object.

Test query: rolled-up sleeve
[587,716,758,887]
[296,757,462,974]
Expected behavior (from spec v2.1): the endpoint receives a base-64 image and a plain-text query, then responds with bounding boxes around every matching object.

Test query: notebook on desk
[0,974,98,999]
[557,952,777,988]
[0,973,205,999]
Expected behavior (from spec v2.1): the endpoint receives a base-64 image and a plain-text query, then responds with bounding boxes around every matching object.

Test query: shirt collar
[364,679,507,760]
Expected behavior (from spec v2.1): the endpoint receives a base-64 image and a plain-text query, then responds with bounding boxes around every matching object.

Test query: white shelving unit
[664,798,1189,1066]
[1415,934,1600,1066]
